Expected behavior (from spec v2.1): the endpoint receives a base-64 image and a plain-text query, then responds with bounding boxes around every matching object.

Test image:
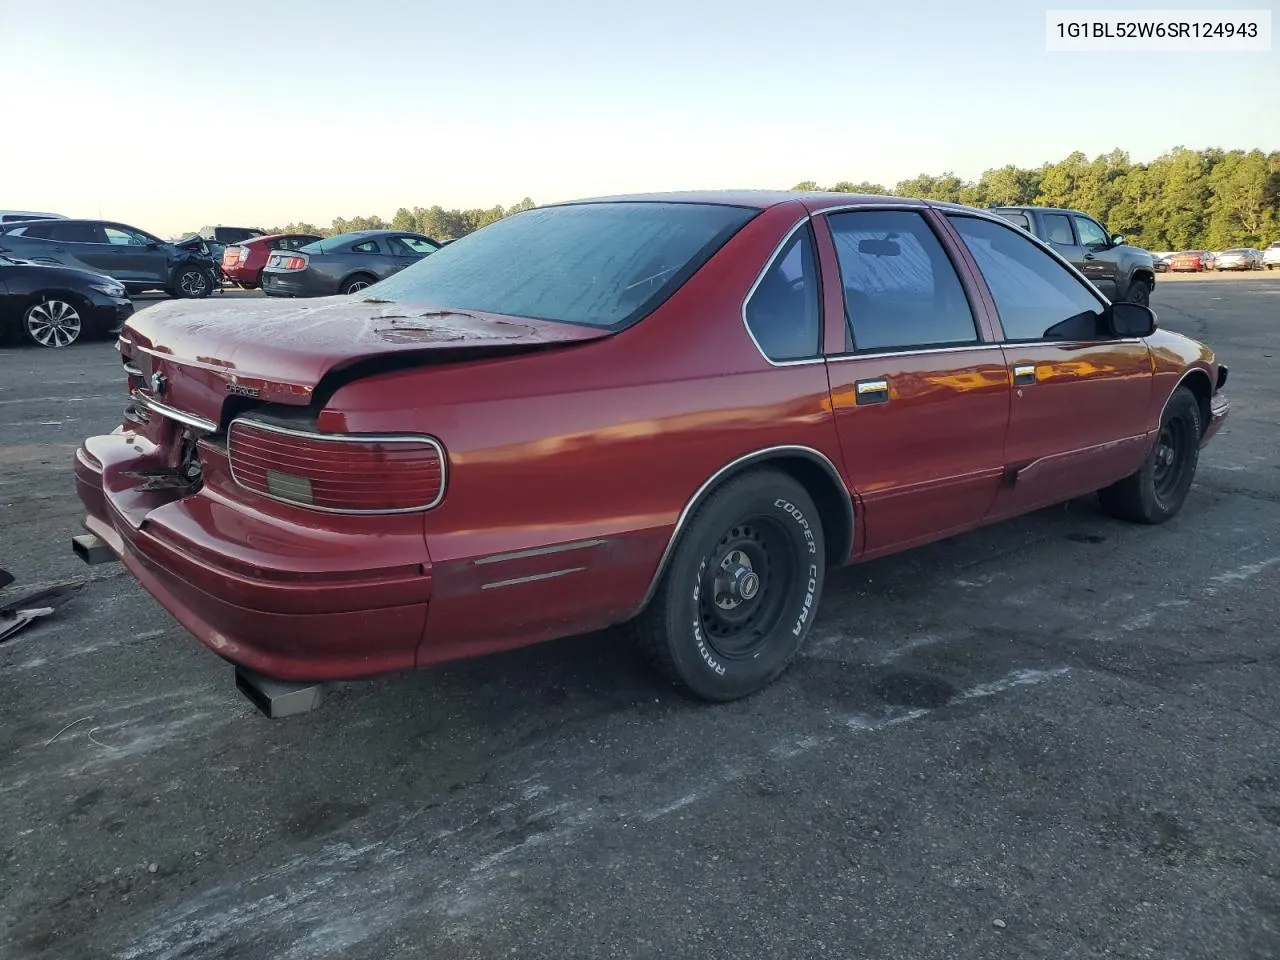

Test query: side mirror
[1110,234,1126,247]
[1108,301,1156,338]
[147,241,161,250]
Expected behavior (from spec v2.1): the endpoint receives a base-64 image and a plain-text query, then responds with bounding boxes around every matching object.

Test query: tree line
[264,197,537,243]
[794,147,1279,251]
[261,147,1278,252]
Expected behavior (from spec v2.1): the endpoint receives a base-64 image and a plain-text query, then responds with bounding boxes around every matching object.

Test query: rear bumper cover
[75,433,430,681]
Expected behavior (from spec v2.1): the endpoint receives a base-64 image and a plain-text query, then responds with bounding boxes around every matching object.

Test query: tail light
[270,255,307,271]
[222,246,241,265]
[227,418,445,513]
[239,245,251,263]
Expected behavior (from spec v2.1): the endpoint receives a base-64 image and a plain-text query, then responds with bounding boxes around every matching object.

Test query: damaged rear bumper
[73,432,432,683]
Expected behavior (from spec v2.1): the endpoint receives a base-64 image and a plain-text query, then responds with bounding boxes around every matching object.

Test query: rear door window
[51,222,104,243]
[351,239,380,254]
[827,209,978,352]
[1041,214,1076,246]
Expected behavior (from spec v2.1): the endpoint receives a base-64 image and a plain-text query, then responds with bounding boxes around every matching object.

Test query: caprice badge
[226,377,261,399]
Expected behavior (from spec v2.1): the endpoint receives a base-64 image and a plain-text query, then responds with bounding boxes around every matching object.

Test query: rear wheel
[340,274,375,295]
[1098,386,1202,524]
[170,266,212,298]
[633,469,825,701]
[23,297,83,347]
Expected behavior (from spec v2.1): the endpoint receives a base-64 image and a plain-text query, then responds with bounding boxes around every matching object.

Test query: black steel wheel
[1098,385,1203,524]
[634,468,826,701]
[1125,277,1151,307]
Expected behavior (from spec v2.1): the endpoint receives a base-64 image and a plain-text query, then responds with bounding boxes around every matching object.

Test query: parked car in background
[221,233,323,289]
[988,205,1155,305]
[1,253,132,347]
[195,225,265,268]
[1168,250,1211,272]
[0,219,218,298]
[1264,242,1280,270]
[1214,248,1262,271]
[74,191,1228,712]
[1,210,66,223]
[260,229,440,297]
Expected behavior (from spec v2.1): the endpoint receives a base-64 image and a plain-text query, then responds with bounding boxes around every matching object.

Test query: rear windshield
[358,202,759,329]
[299,232,368,254]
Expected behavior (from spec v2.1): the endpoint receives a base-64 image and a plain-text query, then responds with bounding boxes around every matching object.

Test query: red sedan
[1167,250,1210,272]
[221,233,322,289]
[73,192,1229,713]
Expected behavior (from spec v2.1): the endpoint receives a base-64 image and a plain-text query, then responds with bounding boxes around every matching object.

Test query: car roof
[335,229,417,238]
[987,204,1092,216]
[544,189,958,212]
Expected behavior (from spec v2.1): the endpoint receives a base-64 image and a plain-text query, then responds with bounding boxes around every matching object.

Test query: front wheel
[1098,386,1202,524]
[633,469,826,701]
[1125,277,1151,307]
[23,297,84,347]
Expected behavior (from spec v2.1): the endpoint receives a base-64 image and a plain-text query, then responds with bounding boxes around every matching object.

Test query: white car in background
[0,210,66,224]
[1264,242,1280,270]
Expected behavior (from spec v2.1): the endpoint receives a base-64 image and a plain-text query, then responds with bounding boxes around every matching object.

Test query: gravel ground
[2,278,1278,960]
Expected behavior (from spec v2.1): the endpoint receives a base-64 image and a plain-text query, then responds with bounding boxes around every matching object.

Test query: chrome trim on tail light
[226,417,447,514]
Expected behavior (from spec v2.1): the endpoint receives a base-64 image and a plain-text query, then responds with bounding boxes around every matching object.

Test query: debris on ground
[0,580,83,644]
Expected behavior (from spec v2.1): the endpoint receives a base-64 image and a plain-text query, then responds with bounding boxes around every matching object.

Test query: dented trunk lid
[120,295,612,430]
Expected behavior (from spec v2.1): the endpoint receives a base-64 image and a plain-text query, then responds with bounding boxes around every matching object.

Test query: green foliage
[796,147,1280,249]
[264,198,538,242]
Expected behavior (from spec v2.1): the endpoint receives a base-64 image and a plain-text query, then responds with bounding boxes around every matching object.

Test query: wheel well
[25,288,90,311]
[1132,269,1154,287]
[340,271,376,289]
[633,447,856,618]
[767,455,854,569]
[1178,368,1213,429]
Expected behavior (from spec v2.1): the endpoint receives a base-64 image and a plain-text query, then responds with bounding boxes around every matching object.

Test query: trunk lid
[121,295,612,429]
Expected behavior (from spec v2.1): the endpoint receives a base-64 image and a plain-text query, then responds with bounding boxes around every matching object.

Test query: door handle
[1012,365,1037,386]
[854,378,889,405]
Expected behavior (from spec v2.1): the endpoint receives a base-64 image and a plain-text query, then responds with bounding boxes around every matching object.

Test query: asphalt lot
[2,277,1279,960]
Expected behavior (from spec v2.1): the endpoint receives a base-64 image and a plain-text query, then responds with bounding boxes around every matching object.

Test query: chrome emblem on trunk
[226,379,261,398]
[150,372,167,397]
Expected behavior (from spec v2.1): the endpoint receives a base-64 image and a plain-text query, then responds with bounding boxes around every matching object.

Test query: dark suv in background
[0,218,218,298]
[989,205,1157,306]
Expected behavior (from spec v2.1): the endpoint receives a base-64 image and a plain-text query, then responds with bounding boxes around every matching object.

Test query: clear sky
[3,0,1277,236]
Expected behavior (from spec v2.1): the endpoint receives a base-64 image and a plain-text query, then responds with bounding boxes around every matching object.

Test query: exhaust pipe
[72,534,119,565]
[235,666,325,719]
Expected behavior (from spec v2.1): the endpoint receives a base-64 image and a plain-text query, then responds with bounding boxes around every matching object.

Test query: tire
[23,296,84,348]
[170,265,212,299]
[1124,276,1151,307]
[633,469,826,701]
[1098,386,1202,524]
[339,274,376,295]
